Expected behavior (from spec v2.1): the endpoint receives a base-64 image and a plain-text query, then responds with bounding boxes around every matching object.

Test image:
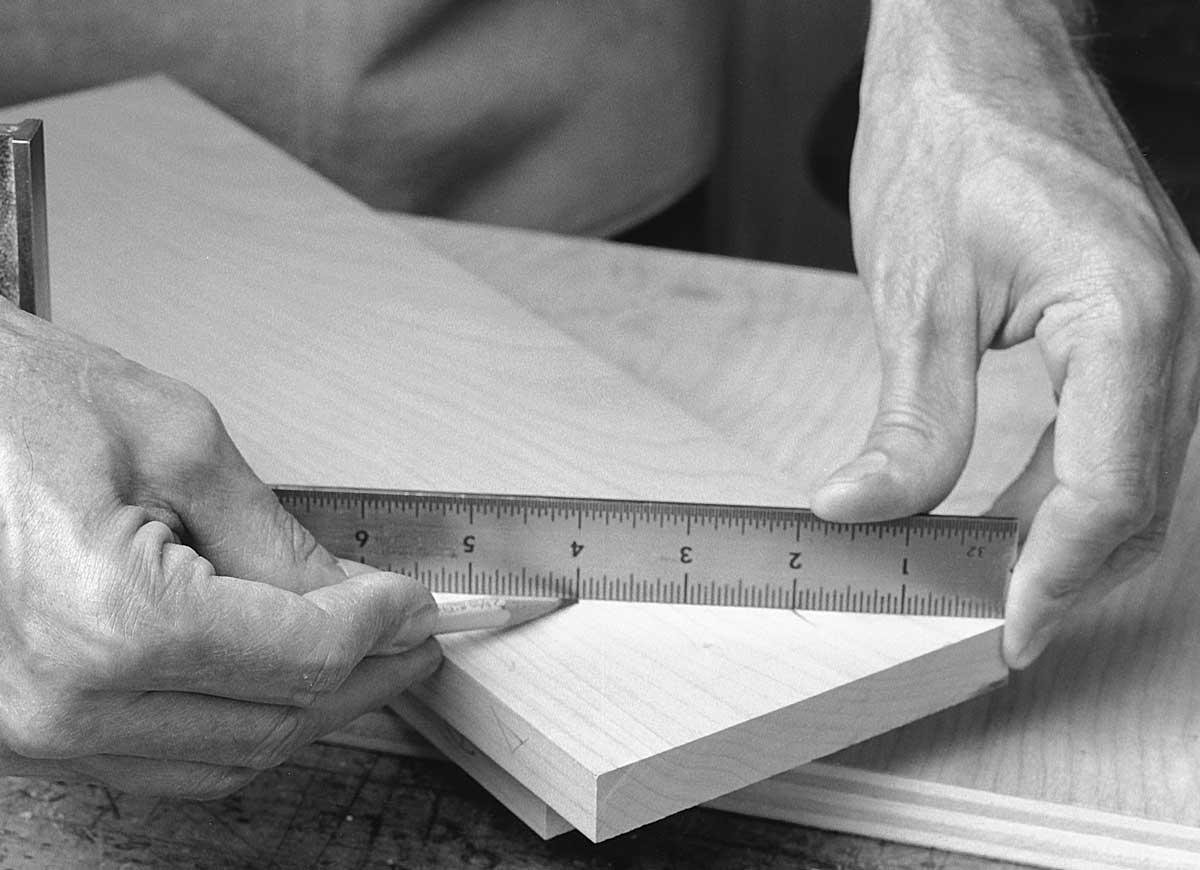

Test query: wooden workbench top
[0,719,1026,870]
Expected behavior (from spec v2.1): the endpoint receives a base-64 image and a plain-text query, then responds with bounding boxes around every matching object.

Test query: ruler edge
[272,483,1021,534]
[273,484,1016,619]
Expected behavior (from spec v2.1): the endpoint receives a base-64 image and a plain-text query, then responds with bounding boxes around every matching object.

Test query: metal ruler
[275,487,1017,618]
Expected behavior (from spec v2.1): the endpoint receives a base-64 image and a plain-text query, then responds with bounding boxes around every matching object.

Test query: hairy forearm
[837,3,1200,673]
[861,0,1140,180]
[869,0,1093,44]
[866,0,1091,90]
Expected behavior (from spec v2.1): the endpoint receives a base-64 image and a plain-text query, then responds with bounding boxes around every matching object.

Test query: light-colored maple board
[402,216,1200,866]
[423,608,1004,840]
[402,216,1053,517]
[325,704,1200,870]
[9,78,1007,841]
[390,694,574,839]
[707,762,1200,870]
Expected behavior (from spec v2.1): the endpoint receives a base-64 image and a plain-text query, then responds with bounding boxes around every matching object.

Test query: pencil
[433,595,577,635]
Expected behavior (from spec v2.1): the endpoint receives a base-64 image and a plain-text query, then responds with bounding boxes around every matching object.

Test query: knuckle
[75,639,132,688]
[6,521,173,697]
[0,694,86,760]
[870,394,968,462]
[1037,570,1085,604]
[298,636,357,700]
[873,403,942,448]
[1129,508,1168,551]
[1059,472,1157,551]
[1036,207,1189,353]
[177,395,229,458]
[92,528,211,673]
[90,631,164,688]
[1141,273,1184,335]
[1094,481,1157,541]
[158,539,217,588]
[1067,250,1184,344]
[1100,288,1176,349]
[277,508,327,569]
[1107,516,1169,577]
[873,297,943,354]
[146,381,236,473]
[167,380,224,431]
[12,631,131,704]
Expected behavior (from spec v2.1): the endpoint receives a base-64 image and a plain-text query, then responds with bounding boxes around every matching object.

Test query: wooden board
[7,78,1007,842]
[398,219,1200,864]
[321,710,1200,870]
[402,217,1052,518]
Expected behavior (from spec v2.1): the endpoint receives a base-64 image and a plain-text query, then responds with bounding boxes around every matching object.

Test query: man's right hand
[0,303,441,798]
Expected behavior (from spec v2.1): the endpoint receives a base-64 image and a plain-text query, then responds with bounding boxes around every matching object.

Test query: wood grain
[402,216,1054,516]
[326,713,1200,870]
[709,763,1200,870]
[9,78,1006,842]
[834,450,1200,824]
[391,692,574,839]
[400,196,1200,860]
[0,757,1036,870]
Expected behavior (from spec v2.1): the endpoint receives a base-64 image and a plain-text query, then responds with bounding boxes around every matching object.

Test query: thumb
[174,453,346,595]
[812,321,978,522]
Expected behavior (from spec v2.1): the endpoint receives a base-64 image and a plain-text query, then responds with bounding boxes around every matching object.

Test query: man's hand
[812,0,1200,668]
[0,304,441,797]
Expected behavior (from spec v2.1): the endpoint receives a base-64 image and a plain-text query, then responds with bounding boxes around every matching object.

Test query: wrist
[860,0,1132,170]
[868,0,1091,42]
[865,0,1089,90]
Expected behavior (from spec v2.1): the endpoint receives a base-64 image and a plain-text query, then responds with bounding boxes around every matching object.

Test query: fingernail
[415,640,444,680]
[381,602,439,653]
[825,451,889,487]
[338,558,375,577]
[816,451,892,499]
[389,641,443,701]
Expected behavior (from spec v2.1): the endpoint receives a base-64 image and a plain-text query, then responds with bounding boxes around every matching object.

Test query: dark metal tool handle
[0,119,50,319]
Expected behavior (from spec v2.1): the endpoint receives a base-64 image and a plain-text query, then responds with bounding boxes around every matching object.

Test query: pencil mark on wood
[491,706,529,754]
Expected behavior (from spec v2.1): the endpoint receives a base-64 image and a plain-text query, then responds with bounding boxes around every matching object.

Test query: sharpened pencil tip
[433,594,579,635]
[502,595,577,629]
